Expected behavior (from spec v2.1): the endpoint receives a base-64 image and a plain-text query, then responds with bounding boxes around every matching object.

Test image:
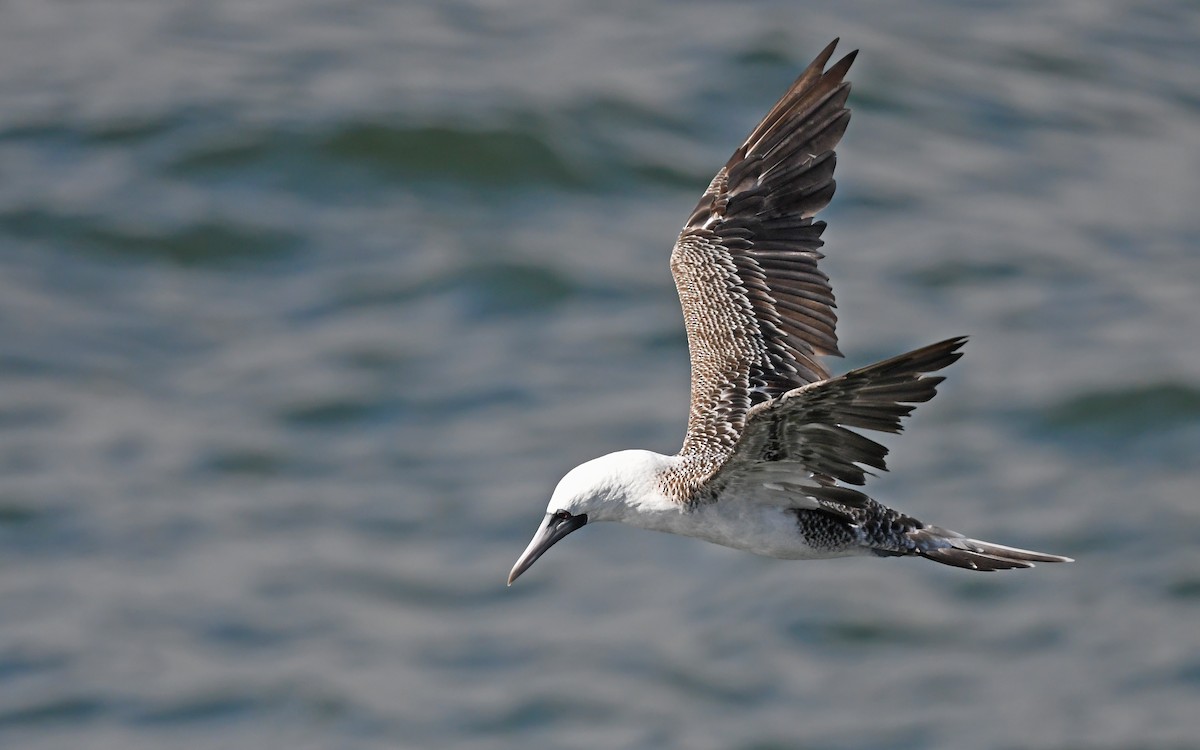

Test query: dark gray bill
[507,511,588,585]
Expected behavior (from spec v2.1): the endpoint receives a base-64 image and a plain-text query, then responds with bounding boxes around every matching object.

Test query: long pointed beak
[507,512,588,585]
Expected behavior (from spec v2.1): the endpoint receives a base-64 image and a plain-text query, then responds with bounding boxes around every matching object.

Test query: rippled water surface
[2,2,1199,748]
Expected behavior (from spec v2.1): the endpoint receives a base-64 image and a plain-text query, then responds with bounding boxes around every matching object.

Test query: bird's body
[560,452,872,561]
[508,40,1071,585]
[536,450,836,561]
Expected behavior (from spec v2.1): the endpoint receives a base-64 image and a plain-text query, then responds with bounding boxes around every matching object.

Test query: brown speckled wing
[712,337,967,512]
[671,40,856,471]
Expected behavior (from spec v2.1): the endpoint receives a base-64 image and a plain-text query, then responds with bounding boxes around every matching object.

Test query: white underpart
[546,450,867,560]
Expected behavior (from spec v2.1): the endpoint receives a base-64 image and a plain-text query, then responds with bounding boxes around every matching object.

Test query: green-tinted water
[2,2,1199,748]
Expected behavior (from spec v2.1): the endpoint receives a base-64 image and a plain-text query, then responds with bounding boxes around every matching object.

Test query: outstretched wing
[671,39,856,464]
[710,338,967,513]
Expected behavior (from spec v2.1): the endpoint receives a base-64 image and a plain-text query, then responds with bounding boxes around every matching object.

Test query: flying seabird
[508,40,1072,585]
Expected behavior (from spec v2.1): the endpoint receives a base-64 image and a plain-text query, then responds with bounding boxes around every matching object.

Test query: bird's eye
[554,510,571,520]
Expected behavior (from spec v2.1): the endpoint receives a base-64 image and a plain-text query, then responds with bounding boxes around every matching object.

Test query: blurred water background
[1,1,1199,748]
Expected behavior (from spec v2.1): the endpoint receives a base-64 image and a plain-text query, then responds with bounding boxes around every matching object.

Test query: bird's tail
[907,525,1073,572]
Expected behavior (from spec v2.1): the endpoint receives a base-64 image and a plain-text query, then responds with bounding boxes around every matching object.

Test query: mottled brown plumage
[508,41,1072,585]
[668,39,859,499]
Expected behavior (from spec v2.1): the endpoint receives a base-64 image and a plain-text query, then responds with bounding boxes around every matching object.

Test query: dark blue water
[2,2,1199,748]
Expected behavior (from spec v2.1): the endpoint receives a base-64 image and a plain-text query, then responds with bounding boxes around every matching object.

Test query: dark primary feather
[729,337,966,487]
[672,40,857,465]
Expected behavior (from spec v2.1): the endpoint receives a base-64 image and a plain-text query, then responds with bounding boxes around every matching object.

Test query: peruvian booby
[509,40,1072,585]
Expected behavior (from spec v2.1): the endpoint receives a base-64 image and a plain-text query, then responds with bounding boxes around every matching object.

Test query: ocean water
[2,1,1199,748]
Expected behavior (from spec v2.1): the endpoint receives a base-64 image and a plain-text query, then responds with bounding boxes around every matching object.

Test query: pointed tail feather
[911,526,1073,572]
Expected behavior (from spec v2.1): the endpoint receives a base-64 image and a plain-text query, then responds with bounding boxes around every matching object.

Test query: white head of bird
[507,449,675,584]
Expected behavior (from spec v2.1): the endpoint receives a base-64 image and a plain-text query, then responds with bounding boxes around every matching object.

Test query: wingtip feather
[812,38,841,71]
